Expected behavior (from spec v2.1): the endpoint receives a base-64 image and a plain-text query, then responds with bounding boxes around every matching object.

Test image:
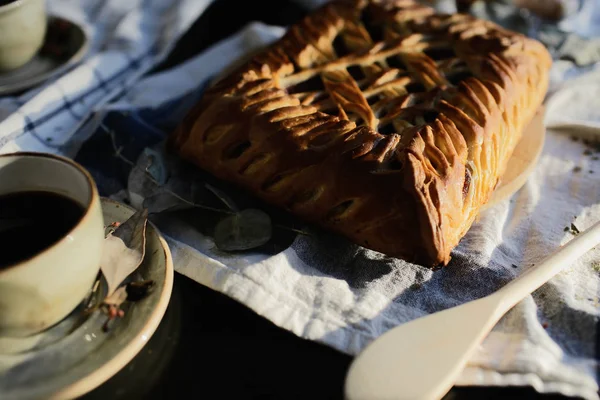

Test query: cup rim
[0,0,42,14]
[0,151,99,274]
[0,0,27,14]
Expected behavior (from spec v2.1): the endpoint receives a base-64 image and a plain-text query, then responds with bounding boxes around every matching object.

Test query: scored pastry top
[170,0,551,267]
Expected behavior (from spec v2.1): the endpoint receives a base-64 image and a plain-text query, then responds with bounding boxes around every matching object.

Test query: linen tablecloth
[1,1,600,398]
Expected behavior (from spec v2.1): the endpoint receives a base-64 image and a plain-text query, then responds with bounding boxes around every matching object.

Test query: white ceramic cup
[0,0,47,72]
[0,152,104,337]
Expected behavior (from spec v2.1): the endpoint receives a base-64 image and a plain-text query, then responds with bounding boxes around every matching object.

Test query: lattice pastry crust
[169,0,551,267]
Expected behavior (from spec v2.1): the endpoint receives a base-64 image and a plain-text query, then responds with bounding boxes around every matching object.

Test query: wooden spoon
[345,219,600,400]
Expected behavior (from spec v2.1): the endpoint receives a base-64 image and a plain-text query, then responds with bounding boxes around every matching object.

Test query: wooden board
[482,106,546,211]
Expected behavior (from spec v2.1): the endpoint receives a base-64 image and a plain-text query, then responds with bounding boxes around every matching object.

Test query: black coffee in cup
[0,191,85,268]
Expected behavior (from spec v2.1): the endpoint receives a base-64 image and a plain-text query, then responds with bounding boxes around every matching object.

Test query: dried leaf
[104,286,128,307]
[126,280,156,302]
[100,209,148,296]
[214,209,272,251]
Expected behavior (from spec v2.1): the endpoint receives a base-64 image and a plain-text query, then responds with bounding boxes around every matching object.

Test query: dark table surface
[83,1,578,399]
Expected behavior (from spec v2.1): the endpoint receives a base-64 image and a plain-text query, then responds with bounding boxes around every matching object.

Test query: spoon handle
[494,220,600,313]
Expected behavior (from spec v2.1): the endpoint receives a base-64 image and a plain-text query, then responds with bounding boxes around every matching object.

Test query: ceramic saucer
[0,15,89,96]
[0,198,174,400]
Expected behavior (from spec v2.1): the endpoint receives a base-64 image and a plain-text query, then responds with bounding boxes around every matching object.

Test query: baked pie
[169,0,551,267]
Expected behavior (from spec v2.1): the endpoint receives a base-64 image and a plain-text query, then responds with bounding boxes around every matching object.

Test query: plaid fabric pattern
[0,0,213,155]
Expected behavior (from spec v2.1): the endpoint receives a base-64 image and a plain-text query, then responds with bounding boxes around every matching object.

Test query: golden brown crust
[169,0,551,267]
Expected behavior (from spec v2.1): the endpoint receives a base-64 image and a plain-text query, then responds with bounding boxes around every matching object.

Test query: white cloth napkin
[0,0,214,156]
[111,23,600,400]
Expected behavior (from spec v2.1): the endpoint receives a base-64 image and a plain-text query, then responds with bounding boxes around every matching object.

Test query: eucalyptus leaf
[167,175,195,200]
[128,161,160,209]
[143,147,169,185]
[214,209,272,251]
[557,34,600,67]
[205,183,239,211]
[100,209,148,296]
[191,179,209,204]
[143,190,192,214]
[129,142,203,214]
[128,144,172,208]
